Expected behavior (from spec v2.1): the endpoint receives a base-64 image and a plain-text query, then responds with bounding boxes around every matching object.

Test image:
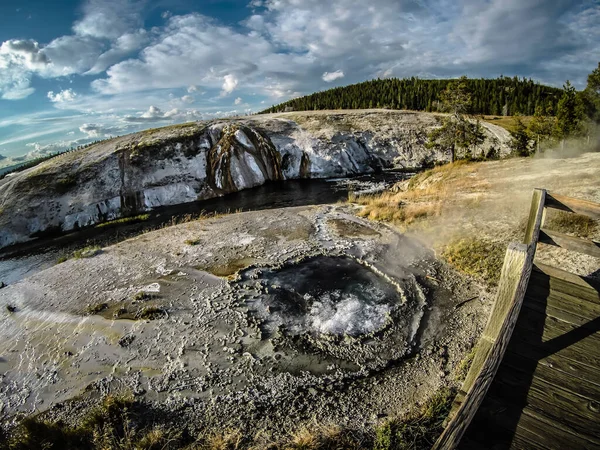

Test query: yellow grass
[349,160,484,228]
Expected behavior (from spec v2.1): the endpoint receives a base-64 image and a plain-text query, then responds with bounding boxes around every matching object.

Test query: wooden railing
[432,188,600,450]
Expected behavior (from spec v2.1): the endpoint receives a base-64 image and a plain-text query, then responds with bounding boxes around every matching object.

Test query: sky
[0,0,599,166]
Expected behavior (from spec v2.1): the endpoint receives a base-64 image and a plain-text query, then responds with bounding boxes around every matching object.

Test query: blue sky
[0,0,598,165]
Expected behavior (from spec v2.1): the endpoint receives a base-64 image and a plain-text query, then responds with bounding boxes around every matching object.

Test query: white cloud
[234,97,243,105]
[322,70,344,82]
[47,89,78,103]
[73,0,143,40]
[79,122,129,138]
[187,85,198,93]
[221,74,239,96]
[181,95,194,103]
[86,29,148,75]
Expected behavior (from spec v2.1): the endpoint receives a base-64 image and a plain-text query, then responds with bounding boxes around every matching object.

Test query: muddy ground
[0,204,488,440]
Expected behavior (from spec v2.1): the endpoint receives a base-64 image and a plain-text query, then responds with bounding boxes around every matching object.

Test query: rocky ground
[0,204,488,441]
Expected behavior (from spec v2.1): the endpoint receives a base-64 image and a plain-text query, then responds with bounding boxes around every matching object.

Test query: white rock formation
[0,110,510,249]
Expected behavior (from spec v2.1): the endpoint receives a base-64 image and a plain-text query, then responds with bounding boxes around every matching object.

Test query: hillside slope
[261,77,563,116]
[0,110,510,249]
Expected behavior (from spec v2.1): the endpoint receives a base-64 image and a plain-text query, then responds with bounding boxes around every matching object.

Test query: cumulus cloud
[322,70,344,82]
[79,123,125,138]
[73,0,143,40]
[234,97,243,105]
[47,89,78,103]
[181,95,194,104]
[122,105,204,123]
[222,74,239,96]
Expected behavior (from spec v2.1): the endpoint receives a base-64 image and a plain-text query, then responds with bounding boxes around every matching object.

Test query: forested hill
[260,77,563,116]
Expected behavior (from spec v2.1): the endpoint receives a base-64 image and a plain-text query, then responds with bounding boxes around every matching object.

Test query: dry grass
[373,388,455,450]
[282,424,361,450]
[349,160,482,228]
[441,237,505,286]
[545,210,598,238]
[481,115,533,133]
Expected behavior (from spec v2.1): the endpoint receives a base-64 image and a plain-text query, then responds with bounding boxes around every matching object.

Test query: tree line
[261,76,563,116]
[427,63,600,161]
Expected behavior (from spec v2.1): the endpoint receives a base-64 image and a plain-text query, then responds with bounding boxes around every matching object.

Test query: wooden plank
[508,340,600,388]
[529,263,600,304]
[539,228,600,258]
[490,367,600,438]
[433,243,533,450]
[524,286,600,322]
[525,295,600,329]
[515,305,600,347]
[469,394,600,449]
[545,192,600,220]
[501,352,600,403]
[524,188,547,245]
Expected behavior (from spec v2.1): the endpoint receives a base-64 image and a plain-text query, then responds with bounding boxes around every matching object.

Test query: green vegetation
[133,291,153,302]
[262,76,562,116]
[426,77,486,162]
[508,115,532,156]
[441,238,505,286]
[58,245,102,263]
[86,302,109,315]
[545,211,598,238]
[0,392,190,450]
[136,306,167,320]
[95,213,150,228]
[454,349,476,383]
[73,246,102,259]
[373,388,455,450]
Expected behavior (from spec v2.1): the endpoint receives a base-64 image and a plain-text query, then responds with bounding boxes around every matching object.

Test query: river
[0,170,410,286]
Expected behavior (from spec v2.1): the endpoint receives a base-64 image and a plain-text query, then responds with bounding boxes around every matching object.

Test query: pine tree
[527,105,555,153]
[555,81,585,145]
[509,115,531,156]
[582,62,600,123]
[426,77,474,162]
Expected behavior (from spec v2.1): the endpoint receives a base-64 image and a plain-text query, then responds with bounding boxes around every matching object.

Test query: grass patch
[373,388,456,450]
[133,291,153,302]
[545,210,598,238]
[95,213,150,229]
[348,161,480,228]
[86,302,109,315]
[73,245,102,259]
[58,245,102,263]
[0,392,187,450]
[441,237,505,286]
[454,348,476,383]
[136,306,167,320]
[481,115,533,133]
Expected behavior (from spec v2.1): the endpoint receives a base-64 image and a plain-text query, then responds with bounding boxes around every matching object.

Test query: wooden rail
[433,188,600,450]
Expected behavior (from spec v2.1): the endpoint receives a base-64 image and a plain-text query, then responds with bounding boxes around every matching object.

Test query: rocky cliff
[0,110,510,249]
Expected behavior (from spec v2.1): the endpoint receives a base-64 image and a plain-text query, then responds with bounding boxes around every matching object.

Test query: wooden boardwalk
[433,189,600,450]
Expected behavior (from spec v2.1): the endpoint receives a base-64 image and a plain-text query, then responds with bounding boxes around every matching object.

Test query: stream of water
[0,170,411,285]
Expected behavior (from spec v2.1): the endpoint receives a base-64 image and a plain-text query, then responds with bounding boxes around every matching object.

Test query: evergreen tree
[527,105,555,153]
[260,76,562,116]
[426,77,475,162]
[582,62,600,123]
[509,115,531,156]
[555,81,585,143]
